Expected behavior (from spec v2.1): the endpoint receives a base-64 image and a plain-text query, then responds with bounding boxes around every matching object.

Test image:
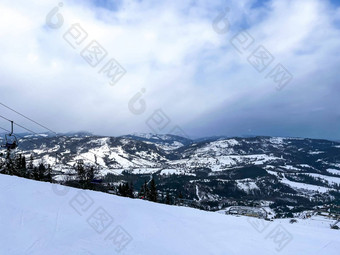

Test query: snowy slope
[120,133,192,150]
[0,175,339,255]
[2,134,340,211]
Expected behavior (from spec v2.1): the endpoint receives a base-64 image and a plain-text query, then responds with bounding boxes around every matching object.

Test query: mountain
[120,133,192,150]
[0,174,338,255]
[1,133,340,213]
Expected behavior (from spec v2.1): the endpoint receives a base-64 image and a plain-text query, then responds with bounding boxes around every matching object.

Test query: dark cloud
[0,0,339,140]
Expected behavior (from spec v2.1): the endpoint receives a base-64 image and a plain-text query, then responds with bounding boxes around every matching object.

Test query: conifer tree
[144,181,149,199]
[128,182,134,198]
[123,183,129,196]
[27,154,34,179]
[87,166,95,183]
[166,191,171,205]
[4,150,14,175]
[38,163,46,180]
[178,191,184,204]
[33,166,39,180]
[139,183,145,198]
[118,184,123,195]
[46,164,52,182]
[149,178,157,202]
[139,180,149,199]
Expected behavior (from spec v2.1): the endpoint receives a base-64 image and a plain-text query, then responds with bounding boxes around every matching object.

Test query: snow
[281,178,331,193]
[0,174,339,255]
[195,185,201,200]
[76,142,165,170]
[327,169,340,176]
[236,179,259,193]
[24,134,49,138]
[298,164,313,168]
[41,155,57,166]
[126,134,186,150]
[99,168,124,176]
[173,154,280,172]
[269,137,285,145]
[160,168,195,176]
[131,168,160,174]
[281,165,301,171]
[308,151,325,155]
[155,141,184,151]
[302,173,340,185]
[267,170,280,177]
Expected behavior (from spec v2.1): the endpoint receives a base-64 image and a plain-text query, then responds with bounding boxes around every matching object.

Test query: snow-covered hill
[120,133,192,150]
[0,174,338,255]
[1,134,340,211]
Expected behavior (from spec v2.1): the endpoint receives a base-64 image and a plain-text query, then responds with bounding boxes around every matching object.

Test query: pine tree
[87,166,95,183]
[14,154,23,177]
[28,154,34,169]
[21,156,26,171]
[160,192,164,203]
[139,180,149,199]
[178,191,184,204]
[76,160,86,184]
[123,183,129,197]
[118,184,123,195]
[144,181,149,199]
[118,183,128,197]
[139,183,145,198]
[33,166,39,180]
[46,164,52,182]
[20,155,27,177]
[166,191,171,205]
[4,150,14,175]
[38,163,46,180]
[128,182,134,198]
[149,178,157,202]
[27,154,34,179]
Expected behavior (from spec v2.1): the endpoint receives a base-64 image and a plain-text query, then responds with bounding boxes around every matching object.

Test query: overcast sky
[0,0,339,140]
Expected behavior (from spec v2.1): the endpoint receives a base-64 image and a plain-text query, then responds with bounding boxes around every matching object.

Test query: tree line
[0,153,52,182]
[1,153,181,206]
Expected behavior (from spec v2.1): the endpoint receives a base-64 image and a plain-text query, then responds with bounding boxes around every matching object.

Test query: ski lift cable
[0,105,115,171]
[0,102,58,136]
[0,124,50,148]
[0,104,113,169]
[0,105,102,161]
[0,114,52,139]
[0,113,99,160]
[0,125,74,170]
[0,114,11,122]
[0,116,102,166]
[0,126,9,133]
[0,125,31,141]
[0,124,103,169]
[0,124,54,144]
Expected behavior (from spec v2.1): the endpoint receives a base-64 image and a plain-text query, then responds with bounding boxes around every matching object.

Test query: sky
[0,0,339,140]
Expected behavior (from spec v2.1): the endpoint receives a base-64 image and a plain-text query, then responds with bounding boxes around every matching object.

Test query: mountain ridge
[1,133,340,213]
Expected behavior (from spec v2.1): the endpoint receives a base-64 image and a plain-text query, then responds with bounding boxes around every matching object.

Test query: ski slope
[0,174,339,255]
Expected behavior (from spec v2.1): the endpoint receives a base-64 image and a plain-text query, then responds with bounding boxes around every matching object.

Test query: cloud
[0,0,339,140]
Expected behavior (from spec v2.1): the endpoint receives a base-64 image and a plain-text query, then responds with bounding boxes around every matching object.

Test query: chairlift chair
[3,121,18,150]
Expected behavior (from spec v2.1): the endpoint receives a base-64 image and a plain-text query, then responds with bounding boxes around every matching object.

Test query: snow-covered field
[0,174,339,255]
[327,168,340,175]
[160,168,195,176]
[281,178,331,193]
[302,173,340,185]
